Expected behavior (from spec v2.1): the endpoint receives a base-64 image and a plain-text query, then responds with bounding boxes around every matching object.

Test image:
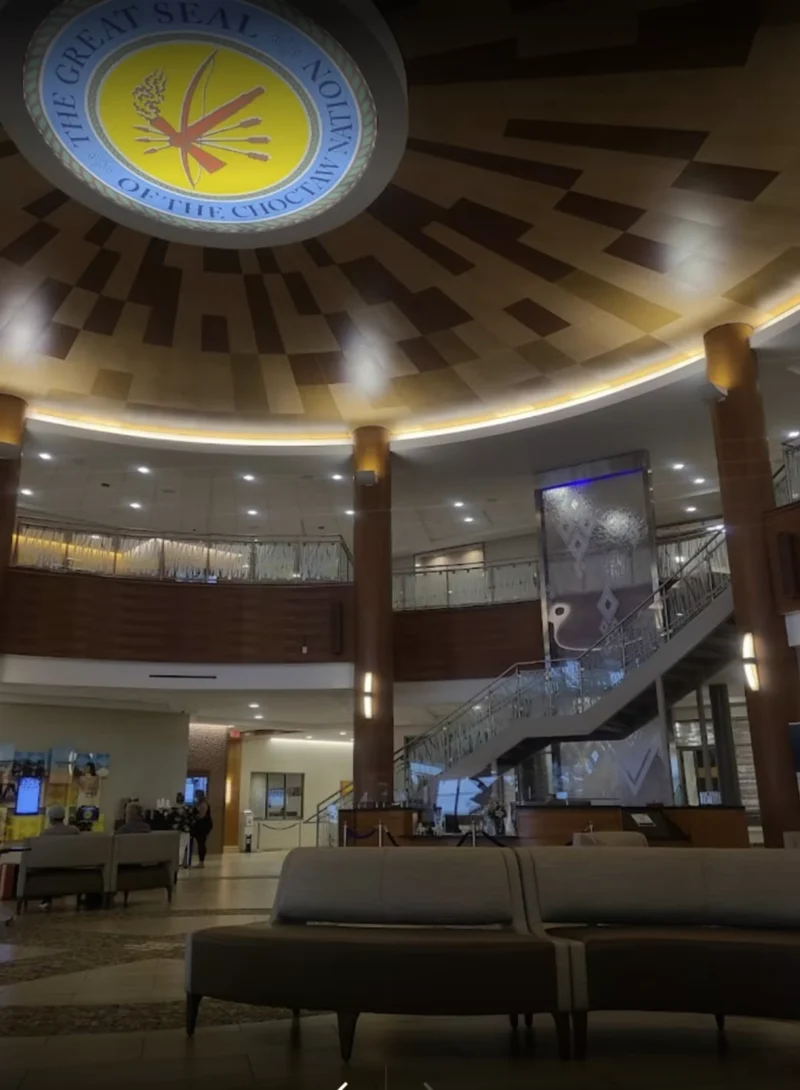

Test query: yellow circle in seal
[97,42,312,199]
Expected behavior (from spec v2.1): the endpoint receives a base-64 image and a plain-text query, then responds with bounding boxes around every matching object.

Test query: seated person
[41,804,80,836]
[115,802,151,835]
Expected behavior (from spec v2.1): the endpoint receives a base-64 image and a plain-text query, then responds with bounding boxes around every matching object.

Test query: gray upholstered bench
[186,847,570,1059]
[516,847,800,1058]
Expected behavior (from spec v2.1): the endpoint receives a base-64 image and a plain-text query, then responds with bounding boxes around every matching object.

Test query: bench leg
[292,1009,301,1021]
[337,1012,359,1061]
[715,1014,726,1034]
[186,993,202,1036]
[508,1013,519,1030]
[573,1012,587,1061]
[524,1012,534,1030]
[553,1013,571,1060]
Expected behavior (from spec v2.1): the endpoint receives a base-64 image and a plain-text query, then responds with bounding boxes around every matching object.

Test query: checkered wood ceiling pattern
[2,0,800,440]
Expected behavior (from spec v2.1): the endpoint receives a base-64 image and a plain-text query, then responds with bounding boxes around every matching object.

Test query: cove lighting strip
[270,737,353,746]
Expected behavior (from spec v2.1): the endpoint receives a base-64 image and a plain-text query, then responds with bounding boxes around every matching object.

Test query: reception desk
[515,804,750,847]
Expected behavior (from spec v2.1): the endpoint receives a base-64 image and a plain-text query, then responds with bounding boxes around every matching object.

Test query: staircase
[311,528,734,840]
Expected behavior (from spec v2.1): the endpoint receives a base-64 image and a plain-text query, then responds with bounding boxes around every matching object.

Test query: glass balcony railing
[392,560,539,610]
[12,520,353,584]
[778,444,800,506]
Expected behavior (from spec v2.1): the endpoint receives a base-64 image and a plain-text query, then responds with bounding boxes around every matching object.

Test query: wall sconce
[363,671,374,720]
[742,632,760,692]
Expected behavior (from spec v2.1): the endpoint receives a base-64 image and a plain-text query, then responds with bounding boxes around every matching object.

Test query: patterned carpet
[0,906,298,1035]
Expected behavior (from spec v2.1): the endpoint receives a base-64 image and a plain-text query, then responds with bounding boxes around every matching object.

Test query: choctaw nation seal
[0,0,407,246]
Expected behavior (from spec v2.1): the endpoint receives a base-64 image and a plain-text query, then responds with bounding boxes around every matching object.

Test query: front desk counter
[514,804,750,847]
[337,804,750,848]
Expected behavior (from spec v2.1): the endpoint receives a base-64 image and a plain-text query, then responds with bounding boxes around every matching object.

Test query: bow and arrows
[132,51,271,189]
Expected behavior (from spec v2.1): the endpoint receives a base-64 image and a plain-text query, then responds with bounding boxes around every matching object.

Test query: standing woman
[191,790,213,868]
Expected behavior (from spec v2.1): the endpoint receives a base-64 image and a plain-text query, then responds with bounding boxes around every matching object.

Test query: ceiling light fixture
[464,516,475,523]
[345,509,355,516]
[136,466,151,475]
[671,463,685,471]
[789,431,800,440]
[339,731,347,736]
[685,506,697,513]
[306,735,314,740]
[271,737,353,746]
[254,714,264,720]
[332,474,344,481]
[248,703,260,709]
[20,488,33,496]
[242,474,255,482]
[247,509,258,516]
[453,501,464,508]
[129,502,142,510]
[39,452,52,461]
[693,478,706,485]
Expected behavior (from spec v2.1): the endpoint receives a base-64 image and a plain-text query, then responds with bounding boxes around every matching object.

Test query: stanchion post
[297,820,303,848]
[471,824,477,847]
[378,823,384,847]
[343,821,348,847]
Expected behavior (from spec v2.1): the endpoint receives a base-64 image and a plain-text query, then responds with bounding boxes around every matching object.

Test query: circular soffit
[0,0,407,248]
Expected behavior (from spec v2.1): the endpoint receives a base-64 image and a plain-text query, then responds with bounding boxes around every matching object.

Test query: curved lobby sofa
[186,846,800,1060]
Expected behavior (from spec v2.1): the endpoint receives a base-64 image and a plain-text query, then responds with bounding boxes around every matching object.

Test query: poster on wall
[49,747,77,786]
[74,753,110,809]
[11,752,48,779]
[0,744,14,805]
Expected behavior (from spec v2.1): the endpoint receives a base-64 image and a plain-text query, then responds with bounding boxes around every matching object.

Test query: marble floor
[0,851,798,1089]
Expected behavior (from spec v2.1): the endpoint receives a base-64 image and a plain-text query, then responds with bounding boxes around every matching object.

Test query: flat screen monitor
[435,776,495,817]
[184,776,208,805]
[15,777,41,816]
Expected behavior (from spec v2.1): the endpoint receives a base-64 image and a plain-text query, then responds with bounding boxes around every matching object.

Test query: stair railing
[309,528,731,841]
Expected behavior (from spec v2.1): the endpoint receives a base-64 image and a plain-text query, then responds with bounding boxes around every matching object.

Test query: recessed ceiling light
[254,714,264,720]
[247,509,258,516]
[345,509,355,516]
[671,463,685,471]
[339,731,347,736]
[242,474,256,482]
[306,735,313,740]
[39,452,52,461]
[248,703,260,709]
[136,466,151,475]
[20,488,33,496]
[464,516,474,523]
[693,478,706,485]
[789,431,800,440]
[453,501,464,508]
[129,502,142,510]
[686,506,697,513]
[332,474,344,481]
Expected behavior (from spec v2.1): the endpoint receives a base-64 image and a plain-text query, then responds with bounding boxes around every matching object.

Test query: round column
[352,425,394,804]
[704,323,800,846]
[0,394,26,590]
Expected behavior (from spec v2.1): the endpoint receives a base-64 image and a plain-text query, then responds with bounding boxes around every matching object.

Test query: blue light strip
[540,467,643,491]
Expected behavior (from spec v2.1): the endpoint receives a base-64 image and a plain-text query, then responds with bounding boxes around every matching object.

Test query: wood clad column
[704,324,800,845]
[0,395,26,602]
[352,426,393,804]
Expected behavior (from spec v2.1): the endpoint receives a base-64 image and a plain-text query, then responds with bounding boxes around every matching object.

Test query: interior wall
[240,736,354,847]
[188,723,229,856]
[0,703,189,826]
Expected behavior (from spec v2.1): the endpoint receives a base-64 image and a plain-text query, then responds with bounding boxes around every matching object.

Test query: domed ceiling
[2,0,800,445]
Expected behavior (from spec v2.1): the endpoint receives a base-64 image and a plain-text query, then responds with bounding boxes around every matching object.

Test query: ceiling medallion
[0,0,407,246]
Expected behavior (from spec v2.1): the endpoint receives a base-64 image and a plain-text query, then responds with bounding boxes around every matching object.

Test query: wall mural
[0,746,110,841]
